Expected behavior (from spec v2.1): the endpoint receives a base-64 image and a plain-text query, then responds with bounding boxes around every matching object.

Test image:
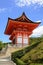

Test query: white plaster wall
[17,37,22,43]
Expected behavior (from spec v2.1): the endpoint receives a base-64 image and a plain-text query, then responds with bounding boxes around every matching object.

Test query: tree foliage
[0,41,3,51]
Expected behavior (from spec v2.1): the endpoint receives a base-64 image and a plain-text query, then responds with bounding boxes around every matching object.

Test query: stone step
[0,59,9,61]
[0,59,16,65]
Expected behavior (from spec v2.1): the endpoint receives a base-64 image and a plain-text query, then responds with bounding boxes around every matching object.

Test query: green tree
[0,41,3,51]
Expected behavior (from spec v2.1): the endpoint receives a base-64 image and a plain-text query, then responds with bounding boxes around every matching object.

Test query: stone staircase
[0,44,22,65]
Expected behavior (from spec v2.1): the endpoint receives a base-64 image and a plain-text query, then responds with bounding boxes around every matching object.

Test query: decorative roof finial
[22,12,25,15]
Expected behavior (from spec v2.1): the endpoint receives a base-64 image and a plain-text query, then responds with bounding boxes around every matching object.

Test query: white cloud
[30,26,43,37]
[0,8,7,13]
[36,20,41,22]
[15,0,43,7]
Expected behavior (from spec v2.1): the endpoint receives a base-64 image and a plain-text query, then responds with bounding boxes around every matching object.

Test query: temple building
[4,12,40,47]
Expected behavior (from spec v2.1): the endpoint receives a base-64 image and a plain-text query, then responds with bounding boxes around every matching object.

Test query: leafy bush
[29,63,43,65]
[24,41,41,53]
[32,59,43,63]
[0,41,8,51]
[30,37,43,45]
[15,58,26,65]
[11,49,25,62]
[11,41,41,64]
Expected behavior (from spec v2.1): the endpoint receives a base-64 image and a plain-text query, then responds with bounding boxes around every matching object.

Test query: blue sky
[0,0,43,42]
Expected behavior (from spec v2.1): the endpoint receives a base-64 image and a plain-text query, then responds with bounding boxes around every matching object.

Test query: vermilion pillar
[22,34,23,47]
